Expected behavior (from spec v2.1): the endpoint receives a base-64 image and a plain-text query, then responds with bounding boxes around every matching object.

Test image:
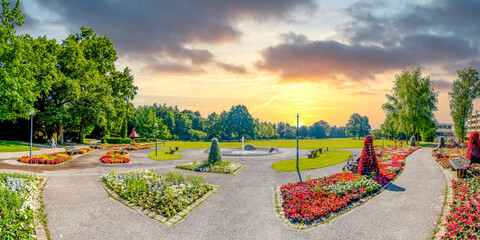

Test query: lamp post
[154,123,158,157]
[29,110,35,158]
[296,113,302,182]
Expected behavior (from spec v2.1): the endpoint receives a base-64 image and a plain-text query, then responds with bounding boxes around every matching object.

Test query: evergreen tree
[208,138,222,164]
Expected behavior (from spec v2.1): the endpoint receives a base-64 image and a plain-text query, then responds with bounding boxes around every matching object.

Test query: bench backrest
[458,156,471,166]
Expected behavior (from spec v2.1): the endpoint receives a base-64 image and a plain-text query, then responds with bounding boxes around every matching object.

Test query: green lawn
[163,138,400,149]
[83,138,97,143]
[0,140,40,152]
[148,149,184,161]
[271,150,351,171]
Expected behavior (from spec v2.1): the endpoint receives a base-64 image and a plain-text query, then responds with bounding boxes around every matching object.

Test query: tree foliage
[449,67,480,142]
[345,113,371,139]
[382,67,438,141]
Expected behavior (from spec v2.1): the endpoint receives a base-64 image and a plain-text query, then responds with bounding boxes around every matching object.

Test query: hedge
[102,138,132,144]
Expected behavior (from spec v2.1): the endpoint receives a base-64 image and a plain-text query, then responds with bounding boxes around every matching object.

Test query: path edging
[430,151,455,240]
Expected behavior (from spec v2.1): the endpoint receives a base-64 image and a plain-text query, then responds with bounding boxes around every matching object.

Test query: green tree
[133,106,162,138]
[226,105,255,139]
[0,1,53,121]
[345,113,371,139]
[308,120,330,139]
[449,67,480,143]
[382,67,438,141]
[188,129,207,141]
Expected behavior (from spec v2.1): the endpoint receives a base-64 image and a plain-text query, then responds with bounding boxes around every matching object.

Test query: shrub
[438,136,445,148]
[102,137,132,144]
[409,135,416,147]
[208,138,222,164]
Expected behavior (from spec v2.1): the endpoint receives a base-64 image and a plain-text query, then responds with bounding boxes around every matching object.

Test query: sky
[16,0,480,128]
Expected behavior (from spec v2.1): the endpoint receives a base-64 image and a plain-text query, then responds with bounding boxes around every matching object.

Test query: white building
[435,123,454,141]
[467,110,480,137]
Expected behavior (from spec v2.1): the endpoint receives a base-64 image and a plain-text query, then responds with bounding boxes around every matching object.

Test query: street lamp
[29,110,35,158]
[296,113,302,182]
[154,123,158,156]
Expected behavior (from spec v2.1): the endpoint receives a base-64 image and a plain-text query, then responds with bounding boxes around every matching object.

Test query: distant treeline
[124,103,370,142]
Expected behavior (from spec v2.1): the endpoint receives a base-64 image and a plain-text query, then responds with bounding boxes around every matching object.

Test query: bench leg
[457,169,466,178]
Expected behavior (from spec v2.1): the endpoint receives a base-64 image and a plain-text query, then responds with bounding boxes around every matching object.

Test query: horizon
[18,0,480,127]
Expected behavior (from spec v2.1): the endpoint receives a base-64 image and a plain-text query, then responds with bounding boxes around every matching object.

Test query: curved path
[0,147,444,239]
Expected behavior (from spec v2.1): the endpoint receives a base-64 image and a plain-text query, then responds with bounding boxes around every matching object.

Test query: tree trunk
[79,119,86,144]
[59,123,64,144]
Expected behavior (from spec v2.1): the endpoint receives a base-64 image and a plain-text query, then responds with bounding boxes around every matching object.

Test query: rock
[244,144,256,151]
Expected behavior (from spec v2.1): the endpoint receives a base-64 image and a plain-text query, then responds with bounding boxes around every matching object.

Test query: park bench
[375,149,383,157]
[343,154,359,173]
[449,156,471,178]
[89,143,101,149]
[65,147,80,156]
[169,148,176,154]
[307,148,322,158]
[433,149,444,158]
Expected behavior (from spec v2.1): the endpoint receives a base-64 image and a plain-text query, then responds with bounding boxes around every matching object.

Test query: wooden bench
[65,147,80,156]
[343,154,359,173]
[169,148,176,154]
[433,149,444,158]
[375,150,383,157]
[89,143,101,149]
[307,148,322,158]
[449,156,471,178]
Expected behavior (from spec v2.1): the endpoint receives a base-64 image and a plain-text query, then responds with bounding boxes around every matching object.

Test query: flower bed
[101,150,130,164]
[78,148,95,154]
[0,172,41,239]
[176,160,242,174]
[441,172,480,239]
[279,146,418,225]
[102,170,213,220]
[432,148,467,169]
[18,152,72,164]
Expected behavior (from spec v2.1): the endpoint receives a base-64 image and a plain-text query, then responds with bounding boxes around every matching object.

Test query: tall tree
[226,105,255,139]
[449,67,480,142]
[345,113,371,139]
[382,67,438,141]
[0,0,53,121]
[308,120,330,139]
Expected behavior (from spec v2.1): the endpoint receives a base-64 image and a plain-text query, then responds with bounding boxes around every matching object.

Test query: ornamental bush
[438,136,445,148]
[208,138,222,164]
[357,134,380,175]
[409,135,416,147]
[466,131,480,164]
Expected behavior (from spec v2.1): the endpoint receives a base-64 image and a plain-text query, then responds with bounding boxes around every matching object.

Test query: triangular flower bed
[274,146,419,228]
[100,169,219,226]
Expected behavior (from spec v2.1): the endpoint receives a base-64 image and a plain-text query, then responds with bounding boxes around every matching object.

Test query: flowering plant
[102,170,212,219]
[101,150,130,164]
[279,146,418,224]
[18,153,72,164]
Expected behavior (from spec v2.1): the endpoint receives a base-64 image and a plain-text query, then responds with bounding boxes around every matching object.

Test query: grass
[0,140,40,152]
[83,138,97,143]
[162,138,406,149]
[271,150,351,171]
[148,149,184,161]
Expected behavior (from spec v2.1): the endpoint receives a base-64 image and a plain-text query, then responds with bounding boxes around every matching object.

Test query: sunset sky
[18,0,480,128]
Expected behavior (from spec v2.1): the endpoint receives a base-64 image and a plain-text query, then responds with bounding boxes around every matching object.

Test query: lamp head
[29,110,35,115]
[154,123,158,127]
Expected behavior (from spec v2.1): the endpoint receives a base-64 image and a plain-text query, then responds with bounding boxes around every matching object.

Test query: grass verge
[271,150,351,171]
[0,140,40,152]
[148,149,184,161]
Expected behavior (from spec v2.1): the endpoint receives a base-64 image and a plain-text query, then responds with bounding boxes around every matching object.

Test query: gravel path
[1,147,444,239]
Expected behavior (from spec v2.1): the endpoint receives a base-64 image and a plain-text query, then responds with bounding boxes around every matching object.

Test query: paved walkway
[0,147,444,239]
